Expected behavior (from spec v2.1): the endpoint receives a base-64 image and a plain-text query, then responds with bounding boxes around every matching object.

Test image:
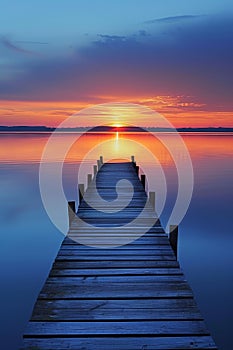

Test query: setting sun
[111,123,124,128]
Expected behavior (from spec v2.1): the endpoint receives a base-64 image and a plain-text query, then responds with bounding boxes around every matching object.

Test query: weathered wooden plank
[43,275,187,283]
[55,255,176,261]
[71,219,161,226]
[52,260,180,269]
[65,237,167,247]
[68,234,163,240]
[66,235,167,242]
[66,232,166,236]
[32,298,200,311]
[59,242,171,249]
[31,308,202,321]
[39,282,192,299]
[50,267,182,276]
[24,320,210,336]
[69,223,162,227]
[68,227,164,231]
[59,244,171,250]
[57,249,174,256]
[77,213,157,219]
[61,243,170,249]
[21,336,218,350]
[31,298,202,321]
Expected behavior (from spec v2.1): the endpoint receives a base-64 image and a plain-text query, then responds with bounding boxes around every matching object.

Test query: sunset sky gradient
[0,0,233,127]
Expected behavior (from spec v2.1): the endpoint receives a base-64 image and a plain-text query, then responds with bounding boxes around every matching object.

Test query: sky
[0,0,233,127]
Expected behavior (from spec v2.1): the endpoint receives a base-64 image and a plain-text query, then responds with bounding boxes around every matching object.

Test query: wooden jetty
[22,159,217,349]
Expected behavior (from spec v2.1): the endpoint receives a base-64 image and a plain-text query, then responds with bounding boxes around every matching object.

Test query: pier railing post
[130,155,138,172]
[100,155,103,165]
[141,174,146,190]
[149,191,155,211]
[87,173,92,187]
[93,165,97,176]
[169,225,178,260]
[78,184,85,205]
[68,201,76,227]
[97,159,101,171]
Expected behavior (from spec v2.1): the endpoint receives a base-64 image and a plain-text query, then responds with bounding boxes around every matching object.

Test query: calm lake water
[0,132,233,350]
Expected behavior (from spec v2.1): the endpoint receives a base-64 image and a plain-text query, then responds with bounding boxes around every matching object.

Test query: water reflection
[0,132,232,350]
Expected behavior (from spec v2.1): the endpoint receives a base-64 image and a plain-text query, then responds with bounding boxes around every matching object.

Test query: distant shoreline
[0,126,233,133]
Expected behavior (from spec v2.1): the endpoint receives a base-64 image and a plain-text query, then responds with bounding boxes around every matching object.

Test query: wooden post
[78,184,85,205]
[97,159,101,171]
[169,225,178,260]
[87,173,92,187]
[93,165,97,176]
[141,174,146,190]
[68,201,76,226]
[149,191,155,211]
[100,155,103,164]
[136,165,139,176]
[131,156,137,171]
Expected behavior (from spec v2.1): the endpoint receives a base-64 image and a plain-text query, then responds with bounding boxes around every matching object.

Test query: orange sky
[0,98,232,128]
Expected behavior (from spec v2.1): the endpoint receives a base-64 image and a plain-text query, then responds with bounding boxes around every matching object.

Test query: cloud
[97,34,127,41]
[144,15,203,24]
[138,30,149,37]
[0,15,233,112]
[16,40,49,45]
[0,36,42,56]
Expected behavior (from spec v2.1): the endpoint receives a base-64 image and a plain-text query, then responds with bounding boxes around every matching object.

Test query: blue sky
[1,0,232,48]
[0,1,233,127]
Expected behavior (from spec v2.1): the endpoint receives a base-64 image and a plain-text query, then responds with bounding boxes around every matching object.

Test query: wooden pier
[22,160,217,349]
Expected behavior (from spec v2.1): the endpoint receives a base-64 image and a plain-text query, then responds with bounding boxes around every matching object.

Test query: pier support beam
[131,155,135,163]
[100,155,104,165]
[93,165,97,176]
[169,225,178,260]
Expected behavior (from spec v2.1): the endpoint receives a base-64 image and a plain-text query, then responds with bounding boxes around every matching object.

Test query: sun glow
[111,123,124,128]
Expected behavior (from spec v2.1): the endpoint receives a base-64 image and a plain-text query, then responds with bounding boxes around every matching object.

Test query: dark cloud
[16,40,49,45]
[0,15,233,110]
[138,30,149,37]
[144,15,204,24]
[0,36,41,56]
[97,34,127,41]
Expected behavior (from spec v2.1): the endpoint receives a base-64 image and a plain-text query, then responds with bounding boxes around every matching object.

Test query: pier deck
[22,161,217,349]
